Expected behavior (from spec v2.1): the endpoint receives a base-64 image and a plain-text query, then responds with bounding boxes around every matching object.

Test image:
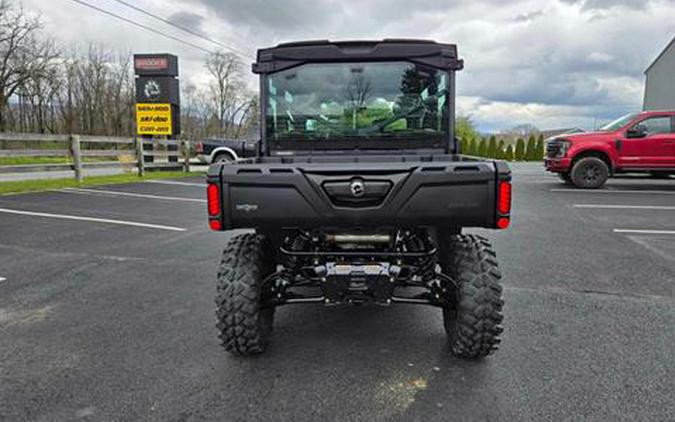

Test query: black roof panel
[253,39,463,74]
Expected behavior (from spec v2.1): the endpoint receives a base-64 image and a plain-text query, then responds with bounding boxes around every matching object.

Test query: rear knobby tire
[215,233,274,356]
[570,156,609,189]
[441,234,504,359]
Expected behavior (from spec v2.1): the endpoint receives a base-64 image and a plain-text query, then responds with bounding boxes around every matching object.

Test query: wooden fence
[0,133,191,181]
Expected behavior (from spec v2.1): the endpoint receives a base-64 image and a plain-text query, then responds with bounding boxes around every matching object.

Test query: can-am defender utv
[206,40,511,359]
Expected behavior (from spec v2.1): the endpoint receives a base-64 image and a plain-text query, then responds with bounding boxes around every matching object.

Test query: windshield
[265,62,449,145]
[600,113,639,131]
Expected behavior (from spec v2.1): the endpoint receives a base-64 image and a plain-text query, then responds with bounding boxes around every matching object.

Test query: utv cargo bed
[207,154,511,230]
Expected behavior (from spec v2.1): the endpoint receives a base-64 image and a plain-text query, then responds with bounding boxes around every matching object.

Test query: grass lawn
[0,171,204,195]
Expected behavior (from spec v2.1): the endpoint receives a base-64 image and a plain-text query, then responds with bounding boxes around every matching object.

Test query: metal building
[644,37,675,111]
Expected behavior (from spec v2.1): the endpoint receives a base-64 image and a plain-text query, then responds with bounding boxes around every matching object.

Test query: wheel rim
[582,163,601,184]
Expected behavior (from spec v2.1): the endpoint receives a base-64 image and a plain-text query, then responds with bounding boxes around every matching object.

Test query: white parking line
[0,277,6,283]
[59,188,206,203]
[575,204,675,210]
[552,189,675,195]
[613,229,675,235]
[0,208,186,231]
[145,180,205,187]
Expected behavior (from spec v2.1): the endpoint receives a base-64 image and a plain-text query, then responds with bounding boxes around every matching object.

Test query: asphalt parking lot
[1,162,673,422]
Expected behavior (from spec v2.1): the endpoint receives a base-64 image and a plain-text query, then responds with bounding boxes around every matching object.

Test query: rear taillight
[497,180,511,230]
[207,183,222,231]
[195,141,204,154]
[498,181,511,214]
[207,183,220,216]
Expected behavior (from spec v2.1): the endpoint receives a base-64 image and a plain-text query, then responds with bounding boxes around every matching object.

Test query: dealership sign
[133,53,180,136]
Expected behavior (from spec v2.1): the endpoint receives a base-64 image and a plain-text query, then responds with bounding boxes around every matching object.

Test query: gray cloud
[168,11,207,36]
[559,0,651,10]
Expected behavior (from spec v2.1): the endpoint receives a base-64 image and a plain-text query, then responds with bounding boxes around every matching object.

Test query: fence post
[182,140,190,173]
[70,134,83,182]
[135,136,145,177]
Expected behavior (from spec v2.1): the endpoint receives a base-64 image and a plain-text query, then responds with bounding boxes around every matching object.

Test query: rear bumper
[544,158,571,172]
[209,156,511,230]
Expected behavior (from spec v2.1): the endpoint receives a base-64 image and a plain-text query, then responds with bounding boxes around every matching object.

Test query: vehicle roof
[252,39,463,74]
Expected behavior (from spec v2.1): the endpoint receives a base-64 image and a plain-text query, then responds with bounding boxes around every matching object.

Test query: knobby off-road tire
[441,234,504,359]
[215,233,274,356]
[570,156,609,189]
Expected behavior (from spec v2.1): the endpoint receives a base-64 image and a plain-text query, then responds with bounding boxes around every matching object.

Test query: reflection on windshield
[266,62,449,141]
[600,113,638,131]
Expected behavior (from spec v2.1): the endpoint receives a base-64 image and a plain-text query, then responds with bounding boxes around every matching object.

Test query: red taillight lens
[498,181,511,214]
[497,217,510,229]
[195,141,204,154]
[209,219,222,231]
[207,183,220,216]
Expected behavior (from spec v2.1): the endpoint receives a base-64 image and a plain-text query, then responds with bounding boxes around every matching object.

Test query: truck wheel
[570,157,609,189]
[440,234,504,359]
[558,172,572,184]
[213,152,233,164]
[215,233,274,356]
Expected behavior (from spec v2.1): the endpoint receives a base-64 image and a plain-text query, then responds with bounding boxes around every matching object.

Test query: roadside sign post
[133,54,180,166]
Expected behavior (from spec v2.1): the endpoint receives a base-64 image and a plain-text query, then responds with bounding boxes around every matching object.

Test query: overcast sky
[23,0,675,132]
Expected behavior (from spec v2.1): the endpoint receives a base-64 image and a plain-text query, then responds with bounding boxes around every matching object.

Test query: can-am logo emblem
[350,179,365,198]
[143,80,161,100]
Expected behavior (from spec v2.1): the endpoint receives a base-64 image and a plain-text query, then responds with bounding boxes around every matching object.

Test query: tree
[505,144,515,161]
[205,51,255,138]
[477,137,487,157]
[525,135,537,161]
[466,136,476,155]
[456,115,479,142]
[535,134,545,160]
[515,138,525,161]
[503,123,539,138]
[496,140,505,159]
[487,135,497,158]
[0,1,58,131]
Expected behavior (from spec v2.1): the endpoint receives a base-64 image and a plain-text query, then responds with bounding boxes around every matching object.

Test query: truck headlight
[546,138,571,158]
[558,140,571,157]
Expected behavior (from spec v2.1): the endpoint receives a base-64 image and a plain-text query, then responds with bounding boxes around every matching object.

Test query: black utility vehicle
[206,40,511,359]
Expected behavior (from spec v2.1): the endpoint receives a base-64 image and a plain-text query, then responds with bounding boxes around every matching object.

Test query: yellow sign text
[136,103,172,135]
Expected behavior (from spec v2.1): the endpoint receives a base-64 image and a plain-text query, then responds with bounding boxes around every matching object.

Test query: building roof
[645,36,675,74]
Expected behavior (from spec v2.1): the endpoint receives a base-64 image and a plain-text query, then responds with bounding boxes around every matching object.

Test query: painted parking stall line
[0,208,186,232]
[574,204,675,210]
[552,188,675,195]
[613,229,675,235]
[58,187,206,203]
[144,180,205,187]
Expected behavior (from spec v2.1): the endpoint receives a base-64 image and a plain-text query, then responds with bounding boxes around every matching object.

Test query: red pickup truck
[545,111,675,188]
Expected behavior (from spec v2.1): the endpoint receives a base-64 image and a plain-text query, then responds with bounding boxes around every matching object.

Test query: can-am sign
[134,57,168,71]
